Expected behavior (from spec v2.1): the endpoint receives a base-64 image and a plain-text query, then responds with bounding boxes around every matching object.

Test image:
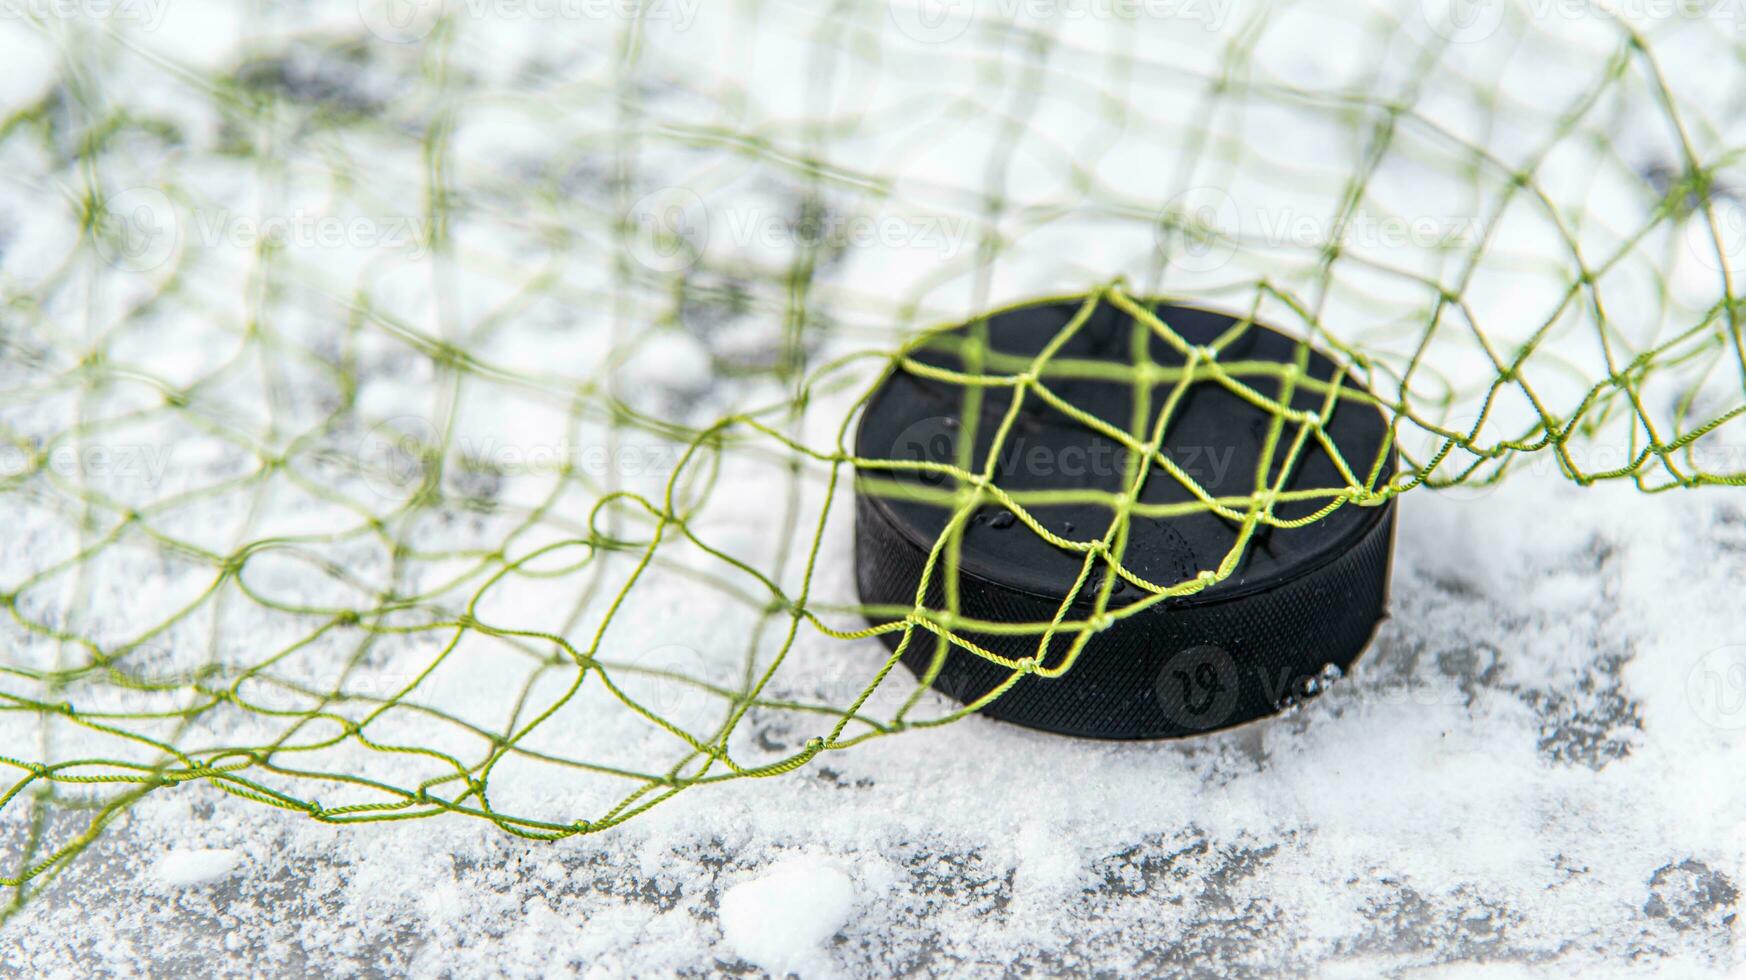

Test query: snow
[1,0,1744,976]
[153,848,244,888]
[5,469,1744,972]
[719,857,856,976]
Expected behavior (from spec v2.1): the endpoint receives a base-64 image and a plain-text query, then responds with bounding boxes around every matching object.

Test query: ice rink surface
[9,476,1746,976]
[2,0,1745,974]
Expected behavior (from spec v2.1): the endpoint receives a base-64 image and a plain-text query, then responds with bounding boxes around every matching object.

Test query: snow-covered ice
[3,0,1745,976]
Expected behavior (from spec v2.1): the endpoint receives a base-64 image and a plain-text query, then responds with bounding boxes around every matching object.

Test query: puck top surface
[855,297,1395,607]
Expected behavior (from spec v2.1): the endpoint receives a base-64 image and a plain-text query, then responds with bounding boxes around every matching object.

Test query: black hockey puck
[853,294,1397,739]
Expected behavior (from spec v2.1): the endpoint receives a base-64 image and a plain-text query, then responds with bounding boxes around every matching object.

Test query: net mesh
[3,0,1744,912]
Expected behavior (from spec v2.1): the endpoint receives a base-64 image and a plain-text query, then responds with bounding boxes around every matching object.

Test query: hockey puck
[853,294,1397,739]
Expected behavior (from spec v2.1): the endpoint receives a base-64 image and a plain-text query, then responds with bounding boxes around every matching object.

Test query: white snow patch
[718,857,855,976]
[153,848,244,887]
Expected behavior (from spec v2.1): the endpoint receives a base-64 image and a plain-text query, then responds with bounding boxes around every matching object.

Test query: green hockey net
[3,1,1744,911]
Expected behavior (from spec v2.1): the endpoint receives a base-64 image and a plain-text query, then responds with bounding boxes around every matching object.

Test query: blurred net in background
[1,0,1744,913]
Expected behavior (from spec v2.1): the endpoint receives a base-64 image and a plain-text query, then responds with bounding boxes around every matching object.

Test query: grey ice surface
[3,1,1746,975]
[5,480,1744,977]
